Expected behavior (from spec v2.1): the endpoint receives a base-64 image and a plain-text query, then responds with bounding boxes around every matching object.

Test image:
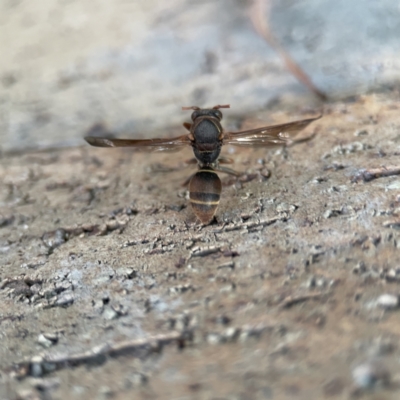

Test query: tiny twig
[12,331,184,379]
[383,220,400,229]
[352,165,400,182]
[189,246,222,259]
[280,292,325,308]
[250,0,327,101]
[213,214,288,233]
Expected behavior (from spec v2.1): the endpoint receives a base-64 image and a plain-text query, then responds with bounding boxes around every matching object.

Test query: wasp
[85,105,320,224]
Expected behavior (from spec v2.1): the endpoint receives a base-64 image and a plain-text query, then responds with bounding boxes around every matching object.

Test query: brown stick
[352,165,400,182]
[280,292,325,308]
[383,219,400,229]
[250,0,327,101]
[13,331,184,378]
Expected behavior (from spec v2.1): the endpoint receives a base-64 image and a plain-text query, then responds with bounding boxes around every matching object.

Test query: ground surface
[1,91,400,399]
[1,1,400,398]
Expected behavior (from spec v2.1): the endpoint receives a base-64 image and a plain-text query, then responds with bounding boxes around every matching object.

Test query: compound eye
[213,110,222,120]
[191,111,200,121]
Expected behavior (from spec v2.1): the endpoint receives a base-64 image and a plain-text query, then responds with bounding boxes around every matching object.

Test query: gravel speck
[223,327,240,342]
[30,356,44,377]
[352,361,390,389]
[207,333,222,345]
[37,334,53,348]
[103,306,119,320]
[55,292,74,307]
[42,228,67,249]
[377,294,399,309]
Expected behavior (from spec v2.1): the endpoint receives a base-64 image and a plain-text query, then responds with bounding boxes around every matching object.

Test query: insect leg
[182,173,196,187]
[184,158,198,165]
[218,156,234,164]
[213,166,241,177]
[183,122,192,131]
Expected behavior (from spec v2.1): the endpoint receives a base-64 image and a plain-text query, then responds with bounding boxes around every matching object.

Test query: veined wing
[84,135,192,152]
[224,115,321,147]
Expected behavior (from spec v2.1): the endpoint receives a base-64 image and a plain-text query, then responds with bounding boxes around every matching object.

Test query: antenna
[212,104,230,109]
[182,106,200,111]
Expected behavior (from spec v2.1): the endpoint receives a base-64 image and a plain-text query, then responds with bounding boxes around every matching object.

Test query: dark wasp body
[185,106,225,165]
[188,167,222,225]
[85,105,320,224]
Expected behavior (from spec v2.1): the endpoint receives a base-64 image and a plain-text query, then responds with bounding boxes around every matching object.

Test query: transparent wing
[224,115,321,147]
[84,135,192,152]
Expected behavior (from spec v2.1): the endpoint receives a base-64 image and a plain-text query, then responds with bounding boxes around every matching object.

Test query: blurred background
[1,0,399,153]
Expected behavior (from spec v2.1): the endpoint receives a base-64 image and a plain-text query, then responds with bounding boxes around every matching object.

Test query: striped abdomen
[189,168,222,225]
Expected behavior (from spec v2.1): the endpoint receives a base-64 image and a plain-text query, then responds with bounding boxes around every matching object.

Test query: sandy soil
[1,91,400,399]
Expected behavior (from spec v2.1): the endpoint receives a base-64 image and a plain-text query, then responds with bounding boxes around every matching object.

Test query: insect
[85,105,321,224]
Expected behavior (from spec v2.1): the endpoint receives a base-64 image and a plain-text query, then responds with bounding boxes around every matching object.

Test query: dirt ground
[1,91,400,399]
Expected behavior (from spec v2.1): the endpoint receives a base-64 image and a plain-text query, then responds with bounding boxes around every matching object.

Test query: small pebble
[223,327,240,342]
[103,306,118,320]
[219,283,235,293]
[352,361,390,389]
[207,333,222,345]
[354,129,368,136]
[125,372,147,388]
[55,292,74,307]
[323,209,341,219]
[306,275,316,288]
[42,228,67,249]
[214,315,231,325]
[30,356,43,377]
[276,203,297,213]
[29,284,41,294]
[260,168,270,179]
[44,333,58,343]
[239,328,261,342]
[311,176,327,184]
[377,294,399,309]
[37,334,53,348]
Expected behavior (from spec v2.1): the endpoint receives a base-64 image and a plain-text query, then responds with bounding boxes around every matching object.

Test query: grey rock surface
[1,0,399,152]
